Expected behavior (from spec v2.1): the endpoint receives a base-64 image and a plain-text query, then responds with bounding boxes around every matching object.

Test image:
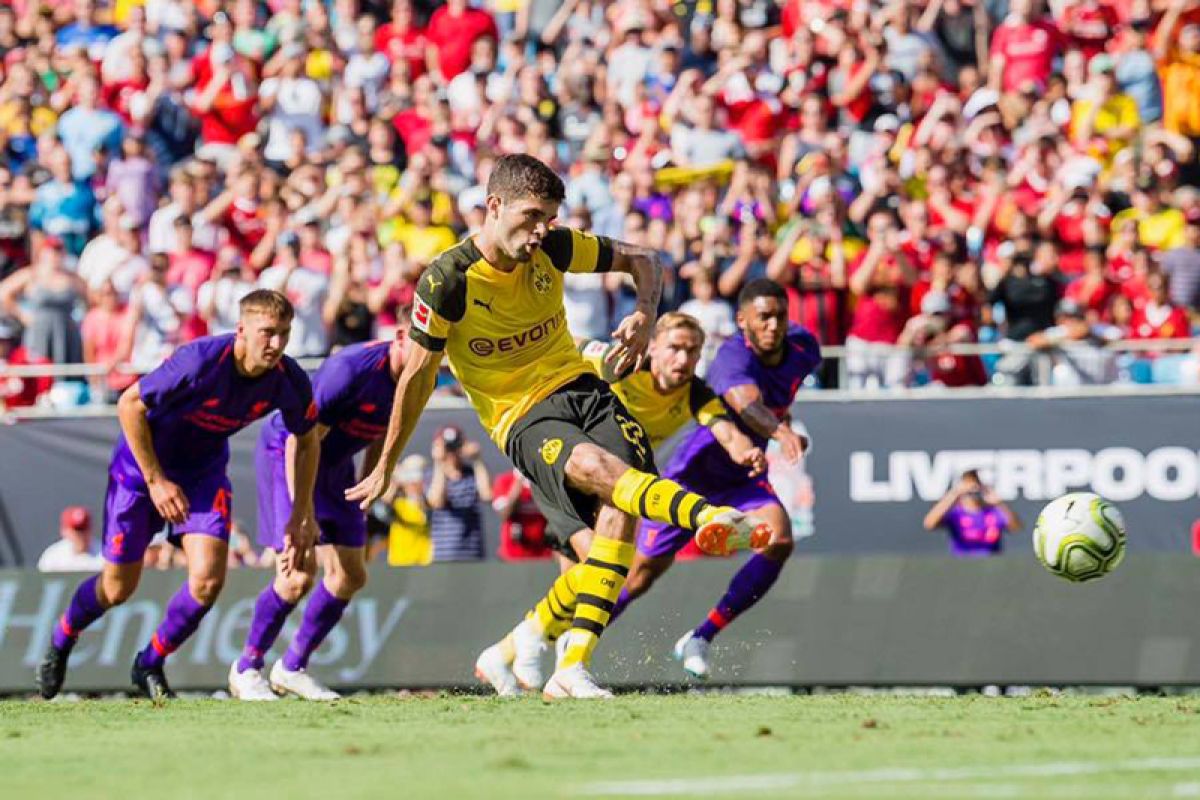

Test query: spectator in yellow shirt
[380,193,457,266]
[1155,0,1200,138]
[1111,179,1188,251]
[385,454,433,567]
[1070,54,1141,162]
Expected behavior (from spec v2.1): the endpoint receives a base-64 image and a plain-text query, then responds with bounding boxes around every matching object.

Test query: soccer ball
[1033,492,1126,582]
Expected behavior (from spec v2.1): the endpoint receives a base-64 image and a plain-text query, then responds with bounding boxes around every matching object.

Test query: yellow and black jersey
[579,340,727,449]
[409,227,614,447]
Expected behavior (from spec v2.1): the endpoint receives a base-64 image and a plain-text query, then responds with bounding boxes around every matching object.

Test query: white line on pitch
[576,757,1200,796]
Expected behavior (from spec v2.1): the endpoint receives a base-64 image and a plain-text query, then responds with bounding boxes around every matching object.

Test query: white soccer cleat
[694,509,772,556]
[228,662,279,702]
[673,631,711,680]
[511,620,548,690]
[269,660,341,701]
[542,664,614,700]
[475,642,521,697]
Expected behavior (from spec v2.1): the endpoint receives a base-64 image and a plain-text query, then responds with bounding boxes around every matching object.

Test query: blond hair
[655,312,705,344]
[239,289,295,321]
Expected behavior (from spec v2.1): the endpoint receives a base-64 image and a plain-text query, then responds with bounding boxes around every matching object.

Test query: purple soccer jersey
[103,334,316,563]
[257,340,398,549]
[638,325,821,559]
[942,504,1009,556]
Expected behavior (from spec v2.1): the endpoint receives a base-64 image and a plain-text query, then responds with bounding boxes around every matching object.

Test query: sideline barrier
[2,392,1198,565]
[1,555,1199,693]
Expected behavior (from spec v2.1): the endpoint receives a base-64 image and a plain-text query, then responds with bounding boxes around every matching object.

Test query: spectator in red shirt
[1059,0,1120,60]
[80,278,134,403]
[165,216,217,300]
[492,470,553,562]
[1064,246,1119,321]
[191,13,259,157]
[989,0,1065,93]
[375,0,428,80]
[426,0,498,84]
[1130,271,1191,340]
[0,316,51,409]
[846,210,918,387]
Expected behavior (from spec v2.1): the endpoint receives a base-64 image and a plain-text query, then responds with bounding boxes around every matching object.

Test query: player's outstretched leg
[230,550,315,701]
[477,563,582,695]
[37,564,141,699]
[676,504,793,680]
[270,545,365,701]
[132,535,227,700]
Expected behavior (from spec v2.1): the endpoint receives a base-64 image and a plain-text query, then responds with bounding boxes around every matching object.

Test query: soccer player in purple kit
[228,337,406,701]
[36,290,320,701]
[623,279,820,679]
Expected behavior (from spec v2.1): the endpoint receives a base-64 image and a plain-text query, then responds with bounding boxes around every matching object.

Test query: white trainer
[269,660,340,701]
[511,620,547,690]
[542,664,614,700]
[474,642,521,697]
[673,631,711,680]
[228,662,279,701]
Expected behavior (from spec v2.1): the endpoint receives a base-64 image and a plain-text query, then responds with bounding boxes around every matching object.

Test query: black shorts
[505,373,655,540]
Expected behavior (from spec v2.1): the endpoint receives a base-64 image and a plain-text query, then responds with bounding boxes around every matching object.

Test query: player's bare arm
[607,240,663,375]
[723,383,807,464]
[346,341,441,509]
[708,417,767,477]
[281,426,321,576]
[117,381,188,524]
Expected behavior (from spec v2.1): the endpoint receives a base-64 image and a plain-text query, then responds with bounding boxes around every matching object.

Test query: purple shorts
[637,477,781,559]
[102,471,232,564]
[255,441,366,551]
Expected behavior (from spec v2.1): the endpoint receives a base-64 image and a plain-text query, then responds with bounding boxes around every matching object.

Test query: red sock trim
[59,616,77,639]
[706,608,731,630]
[150,633,174,657]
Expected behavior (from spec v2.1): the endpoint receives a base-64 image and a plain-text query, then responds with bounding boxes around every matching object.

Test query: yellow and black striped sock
[559,537,635,669]
[527,563,584,643]
[611,468,724,531]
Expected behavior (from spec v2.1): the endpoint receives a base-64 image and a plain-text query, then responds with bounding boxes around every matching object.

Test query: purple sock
[51,575,106,651]
[282,582,349,671]
[237,585,296,673]
[694,554,784,642]
[137,583,213,669]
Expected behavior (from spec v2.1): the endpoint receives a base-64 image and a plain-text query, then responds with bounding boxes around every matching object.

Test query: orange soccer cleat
[693,510,772,556]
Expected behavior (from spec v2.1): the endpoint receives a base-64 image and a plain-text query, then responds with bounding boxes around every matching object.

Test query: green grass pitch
[4,693,1200,798]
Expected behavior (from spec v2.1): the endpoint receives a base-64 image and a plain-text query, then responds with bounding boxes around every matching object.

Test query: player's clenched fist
[147,476,189,524]
[730,441,767,478]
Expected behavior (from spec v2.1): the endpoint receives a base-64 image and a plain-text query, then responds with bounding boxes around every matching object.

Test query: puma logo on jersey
[473,297,493,312]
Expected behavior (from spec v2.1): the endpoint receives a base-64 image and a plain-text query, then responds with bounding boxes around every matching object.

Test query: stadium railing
[2,338,1198,418]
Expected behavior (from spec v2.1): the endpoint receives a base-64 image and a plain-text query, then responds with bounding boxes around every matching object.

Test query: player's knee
[276,570,314,604]
[100,575,138,606]
[188,575,226,606]
[623,566,658,598]
[763,538,794,562]
[331,563,367,596]
[565,444,621,488]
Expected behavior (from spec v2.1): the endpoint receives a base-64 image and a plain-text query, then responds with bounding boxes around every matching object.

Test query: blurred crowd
[1,0,1200,408]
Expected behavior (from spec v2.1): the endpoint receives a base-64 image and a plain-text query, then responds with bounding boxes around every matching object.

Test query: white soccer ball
[1033,492,1126,583]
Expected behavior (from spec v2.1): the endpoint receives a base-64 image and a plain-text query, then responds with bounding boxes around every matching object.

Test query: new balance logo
[203,398,220,408]
[473,297,493,312]
[425,275,442,292]
[360,403,377,413]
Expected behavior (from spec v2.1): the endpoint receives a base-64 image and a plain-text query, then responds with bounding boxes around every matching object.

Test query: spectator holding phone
[428,426,492,562]
[924,470,1021,556]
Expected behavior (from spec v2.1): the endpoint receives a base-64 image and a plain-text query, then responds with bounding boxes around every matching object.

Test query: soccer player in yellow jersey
[474,312,770,695]
[347,154,770,699]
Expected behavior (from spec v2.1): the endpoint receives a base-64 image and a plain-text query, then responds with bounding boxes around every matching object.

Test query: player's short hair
[239,289,294,321]
[738,278,787,309]
[655,311,706,344]
[486,154,565,204]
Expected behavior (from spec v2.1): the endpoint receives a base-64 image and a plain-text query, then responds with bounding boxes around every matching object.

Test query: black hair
[738,278,787,309]
[486,153,565,203]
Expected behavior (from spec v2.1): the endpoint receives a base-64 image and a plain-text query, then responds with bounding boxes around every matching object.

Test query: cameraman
[428,426,491,562]
[924,470,1021,556]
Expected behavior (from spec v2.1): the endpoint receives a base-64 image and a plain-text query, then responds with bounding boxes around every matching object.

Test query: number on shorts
[213,488,231,521]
